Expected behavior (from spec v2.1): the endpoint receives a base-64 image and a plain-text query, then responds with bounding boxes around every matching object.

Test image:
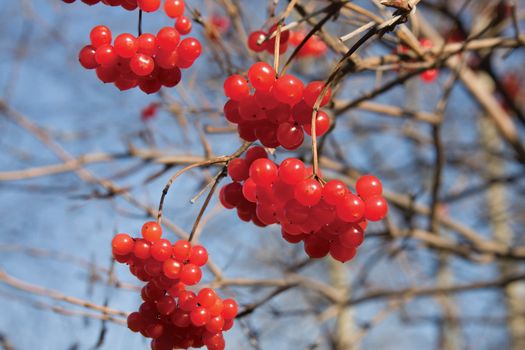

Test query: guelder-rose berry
[112,233,134,255]
[224,75,250,101]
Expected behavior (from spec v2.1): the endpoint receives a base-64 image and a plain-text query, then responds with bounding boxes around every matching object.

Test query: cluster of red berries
[397,38,439,83]
[219,147,388,262]
[247,27,327,58]
[111,222,237,350]
[223,62,332,149]
[62,0,187,18]
[79,24,201,93]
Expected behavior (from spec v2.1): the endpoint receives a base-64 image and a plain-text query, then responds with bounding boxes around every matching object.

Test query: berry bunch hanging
[111,222,237,350]
[219,147,388,262]
[223,62,332,149]
[75,0,200,93]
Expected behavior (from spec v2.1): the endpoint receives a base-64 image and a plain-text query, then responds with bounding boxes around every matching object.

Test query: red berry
[278,158,305,185]
[190,306,210,326]
[162,259,182,279]
[177,37,201,62]
[78,45,98,69]
[172,240,192,262]
[90,25,112,48]
[170,309,190,327]
[175,15,192,35]
[244,146,268,166]
[197,288,217,307]
[228,158,249,182]
[276,122,304,150]
[421,68,438,82]
[322,180,348,206]
[364,196,388,221]
[114,33,138,58]
[304,236,330,258]
[336,193,365,222]
[294,179,322,207]
[141,221,162,242]
[303,81,332,108]
[208,298,224,317]
[242,178,257,203]
[273,74,304,106]
[339,225,364,247]
[127,312,144,332]
[206,315,225,333]
[133,239,152,259]
[137,34,157,56]
[95,44,118,67]
[164,0,185,18]
[224,75,250,101]
[130,54,155,76]
[330,243,357,263]
[157,27,181,52]
[189,245,208,266]
[151,239,172,261]
[247,31,267,52]
[356,175,383,199]
[157,295,176,315]
[221,298,238,319]
[248,62,276,92]
[180,263,201,285]
[223,100,242,123]
[304,111,331,137]
[249,159,278,186]
[138,0,161,12]
[112,233,134,255]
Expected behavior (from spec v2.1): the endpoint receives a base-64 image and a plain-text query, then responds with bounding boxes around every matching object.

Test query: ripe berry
[94,44,118,67]
[156,295,176,315]
[137,34,158,56]
[162,259,182,279]
[248,62,276,92]
[141,221,162,242]
[247,31,267,52]
[295,179,322,207]
[221,299,238,319]
[186,246,207,267]
[337,193,365,222]
[114,33,138,58]
[177,37,202,62]
[276,122,304,150]
[151,239,172,261]
[90,25,112,48]
[304,111,331,137]
[157,27,181,51]
[190,307,210,326]
[78,45,98,69]
[179,263,202,285]
[304,236,330,258]
[356,175,383,199]
[197,288,217,307]
[175,16,192,35]
[130,54,155,76]
[224,75,250,101]
[278,158,305,185]
[322,180,348,206]
[303,81,332,108]
[330,243,357,263]
[127,312,144,332]
[164,0,185,18]
[227,158,249,182]
[364,196,388,221]
[206,315,225,333]
[244,146,267,166]
[273,74,304,106]
[249,159,278,186]
[112,233,134,255]
[138,0,161,12]
[339,225,364,248]
[172,240,192,262]
[133,239,152,259]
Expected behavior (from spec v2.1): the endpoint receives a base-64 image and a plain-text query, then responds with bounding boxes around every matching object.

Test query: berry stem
[138,10,143,36]
[273,22,282,73]
[188,167,227,243]
[157,142,252,226]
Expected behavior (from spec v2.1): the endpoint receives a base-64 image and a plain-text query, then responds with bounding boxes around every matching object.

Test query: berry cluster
[219,147,388,262]
[62,0,187,18]
[79,24,201,93]
[223,62,332,149]
[247,27,327,58]
[397,38,438,83]
[111,222,237,350]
